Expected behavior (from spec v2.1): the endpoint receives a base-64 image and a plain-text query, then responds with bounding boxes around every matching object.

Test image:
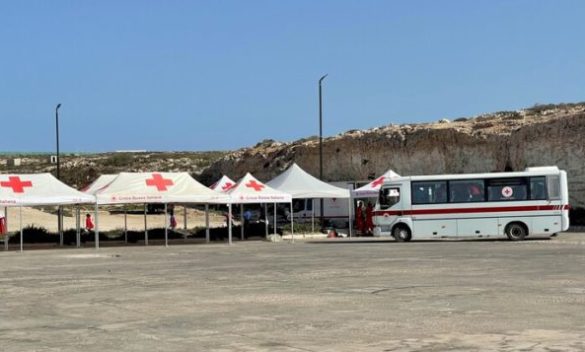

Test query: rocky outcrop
[200,104,585,207]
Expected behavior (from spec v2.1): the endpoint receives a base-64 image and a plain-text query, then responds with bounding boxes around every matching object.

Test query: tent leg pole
[59,205,63,247]
[4,207,8,251]
[144,204,148,246]
[290,202,294,243]
[205,204,210,243]
[240,204,244,241]
[95,203,99,249]
[184,206,187,230]
[19,206,23,252]
[76,207,80,248]
[228,204,232,245]
[312,199,315,234]
[273,203,276,236]
[348,198,352,238]
[264,203,268,238]
[164,203,168,247]
[124,209,127,243]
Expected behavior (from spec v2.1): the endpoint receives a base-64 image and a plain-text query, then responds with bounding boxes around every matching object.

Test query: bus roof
[384,166,562,183]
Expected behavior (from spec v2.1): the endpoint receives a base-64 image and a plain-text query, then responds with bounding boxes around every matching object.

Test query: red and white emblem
[145,173,174,191]
[502,186,513,198]
[1,176,33,193]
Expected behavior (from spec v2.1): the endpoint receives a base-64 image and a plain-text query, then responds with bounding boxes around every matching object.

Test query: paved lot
[1,234,585,351]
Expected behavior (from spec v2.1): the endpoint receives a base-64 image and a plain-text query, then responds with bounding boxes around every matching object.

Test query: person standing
[85,213,95,232]
[365,202,374,235]
[0,209,6,236]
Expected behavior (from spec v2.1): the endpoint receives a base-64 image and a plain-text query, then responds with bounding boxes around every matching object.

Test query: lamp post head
[319,74,328,84]
[56,103,61,110]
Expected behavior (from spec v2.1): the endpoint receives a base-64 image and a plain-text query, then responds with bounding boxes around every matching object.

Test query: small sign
[502,186,513,198]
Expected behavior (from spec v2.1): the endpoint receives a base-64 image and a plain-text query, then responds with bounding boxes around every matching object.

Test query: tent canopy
[267,163,350,199]
[0,173,95,207]
[81,174,118,194]
[210,175,236,192]
[352,169,401,198]
[95,172,230,205]
[228,173,292,204]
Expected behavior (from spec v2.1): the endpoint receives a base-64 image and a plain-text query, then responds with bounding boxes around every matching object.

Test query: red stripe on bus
[373,204,570,216]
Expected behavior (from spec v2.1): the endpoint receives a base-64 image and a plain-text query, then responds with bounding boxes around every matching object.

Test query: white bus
[373,166,570,241]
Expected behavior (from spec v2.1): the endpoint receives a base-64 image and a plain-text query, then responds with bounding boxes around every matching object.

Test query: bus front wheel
[505,222,527,241]
[392,225,412,242]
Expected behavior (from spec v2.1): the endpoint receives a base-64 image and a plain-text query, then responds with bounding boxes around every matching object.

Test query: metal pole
[348,198,353,238]
[94,203,99,249]
[319,75,327,227]
[144,204,148,246]
[183,206,187,230]
[4,207,8,251]
[56,103,63,246]
[76,206,80,248]
[124,209,128,243]
[264,203,268,238]
[290,202,294,243]
[228,203,232,245]
[164,203,168,247]
[311,199,315,233]
[19,206,23,252]
[205,204,210,243]
[240,204,244,241]
[273,203,276,236]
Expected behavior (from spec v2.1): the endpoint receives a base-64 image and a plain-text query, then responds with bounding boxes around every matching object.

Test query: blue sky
[1,0,584,152]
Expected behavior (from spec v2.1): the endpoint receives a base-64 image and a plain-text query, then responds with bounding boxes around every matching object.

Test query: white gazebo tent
[227,173,292,242]
[352,169,401,198]
[267,163,352,236]
[0,173,96,251]
[95,172,230,247]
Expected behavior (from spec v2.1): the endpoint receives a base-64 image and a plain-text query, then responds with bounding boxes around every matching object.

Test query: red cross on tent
[222,182,234,191]
[245,180,265,192]
[371,176,385,188]
[1,176,33,193]
[145,173,174,191]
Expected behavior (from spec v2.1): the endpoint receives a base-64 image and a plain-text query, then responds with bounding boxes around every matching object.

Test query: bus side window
[530,177,547,200]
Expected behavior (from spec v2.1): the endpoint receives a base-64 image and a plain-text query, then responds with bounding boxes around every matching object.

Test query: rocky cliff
[200,103,585,208]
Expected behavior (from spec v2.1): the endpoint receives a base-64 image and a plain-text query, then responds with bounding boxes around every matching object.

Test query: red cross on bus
[371,176,385,188]
[1,176,33,193]
[245,180,265,192]
[145,173,174,191]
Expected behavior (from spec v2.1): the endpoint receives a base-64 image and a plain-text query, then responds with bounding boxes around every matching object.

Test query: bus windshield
[379,187,400,209]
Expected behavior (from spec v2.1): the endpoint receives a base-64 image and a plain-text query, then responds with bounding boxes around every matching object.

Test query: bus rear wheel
[392,225,412,242]
[506,222,527,241]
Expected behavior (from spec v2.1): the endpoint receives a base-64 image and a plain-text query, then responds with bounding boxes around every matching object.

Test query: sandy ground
[1,206,227,232]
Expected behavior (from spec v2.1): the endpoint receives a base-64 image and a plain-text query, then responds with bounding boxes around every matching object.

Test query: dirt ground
[2,206,227,232]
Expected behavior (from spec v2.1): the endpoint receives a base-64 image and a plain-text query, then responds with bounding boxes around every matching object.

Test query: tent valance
[95,172,230,205]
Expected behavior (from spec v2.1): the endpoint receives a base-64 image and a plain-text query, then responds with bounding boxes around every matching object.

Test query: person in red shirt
[365,202,374,235]
[85,213,95,232]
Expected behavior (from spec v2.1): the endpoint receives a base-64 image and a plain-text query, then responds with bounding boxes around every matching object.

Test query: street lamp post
[318,74,327,225]
[56,103,62,245]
